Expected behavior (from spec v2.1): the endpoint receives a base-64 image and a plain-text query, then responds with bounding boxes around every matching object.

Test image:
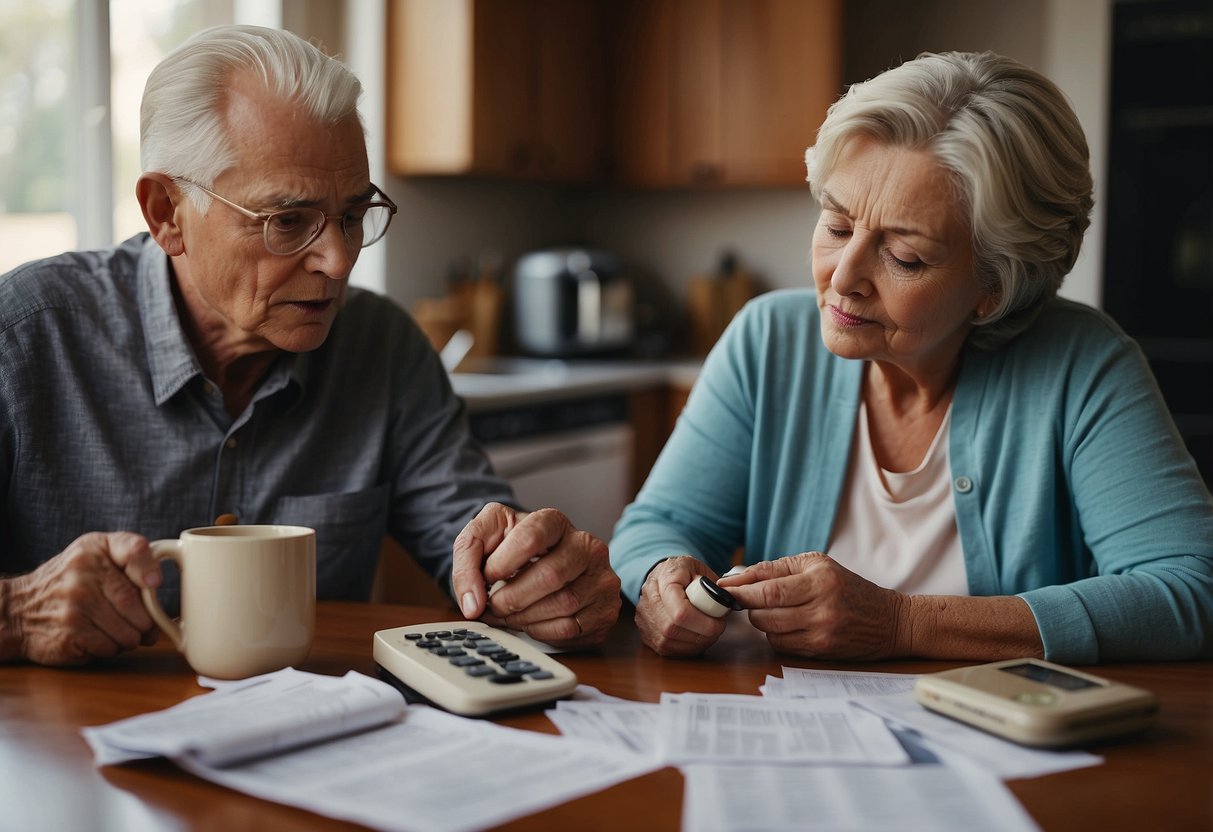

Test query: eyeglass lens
[264,204,393,255]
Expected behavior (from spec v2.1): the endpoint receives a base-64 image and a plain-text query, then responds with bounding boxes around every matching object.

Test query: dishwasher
[470,394,634,543]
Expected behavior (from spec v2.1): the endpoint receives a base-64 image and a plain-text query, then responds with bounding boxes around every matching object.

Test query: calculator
[914,658,1158,748]
[372,621,579,716]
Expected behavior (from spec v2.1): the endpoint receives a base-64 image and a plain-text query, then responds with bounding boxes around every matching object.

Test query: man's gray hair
[140,24,363,211]
[806,51,1094,350]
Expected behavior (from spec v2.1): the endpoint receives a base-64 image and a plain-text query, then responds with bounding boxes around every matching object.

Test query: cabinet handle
[690,162,721,184]
[508,143,532,172]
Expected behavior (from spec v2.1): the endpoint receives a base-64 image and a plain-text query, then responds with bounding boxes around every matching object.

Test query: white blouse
[827,399,969,596]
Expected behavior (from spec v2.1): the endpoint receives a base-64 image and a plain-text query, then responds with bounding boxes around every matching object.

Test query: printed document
[83,668,658,832]
[855,690,1102,779]
[182,707,657,832]
[656,692,909,765]
[764,666,920,699]
[682,752,1042,832]
[83,668,405,766]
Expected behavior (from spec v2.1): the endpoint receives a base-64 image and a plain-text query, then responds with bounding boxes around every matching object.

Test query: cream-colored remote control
[373,621,578,716]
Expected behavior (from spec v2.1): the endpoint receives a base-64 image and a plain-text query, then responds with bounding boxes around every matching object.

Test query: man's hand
[450,503,621,648]
[634,555,728,657]
[1,532,162,665]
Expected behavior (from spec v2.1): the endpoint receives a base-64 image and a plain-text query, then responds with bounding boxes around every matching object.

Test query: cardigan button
[954,476,973,493]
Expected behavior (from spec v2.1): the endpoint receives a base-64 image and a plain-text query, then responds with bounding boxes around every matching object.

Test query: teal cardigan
[610,290,1213,663]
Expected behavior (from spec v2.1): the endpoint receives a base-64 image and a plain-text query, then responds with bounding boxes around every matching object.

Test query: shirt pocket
[273,484,390,601]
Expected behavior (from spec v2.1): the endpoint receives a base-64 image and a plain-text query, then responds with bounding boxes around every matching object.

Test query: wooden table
[2,602,1210,831]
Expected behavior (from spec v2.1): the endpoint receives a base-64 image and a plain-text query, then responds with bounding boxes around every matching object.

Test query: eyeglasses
[176,179,398,256]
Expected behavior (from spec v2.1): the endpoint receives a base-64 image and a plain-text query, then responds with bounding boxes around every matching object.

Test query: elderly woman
[610,51,1213,664]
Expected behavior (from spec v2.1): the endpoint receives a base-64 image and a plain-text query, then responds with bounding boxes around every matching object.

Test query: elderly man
[0,24,619,666]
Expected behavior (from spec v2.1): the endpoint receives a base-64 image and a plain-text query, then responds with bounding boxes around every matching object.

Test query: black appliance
[1103,0,1213,485]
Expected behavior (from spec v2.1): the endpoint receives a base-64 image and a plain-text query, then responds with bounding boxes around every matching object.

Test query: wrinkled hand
[717,552,906,660]
[635,555,728,657]
[1,532,162,665]
[451,503,620,648]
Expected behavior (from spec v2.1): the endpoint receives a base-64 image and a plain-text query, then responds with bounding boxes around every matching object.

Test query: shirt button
[225,437,237,450]
[202,382,214,396]
[954,476,973,493]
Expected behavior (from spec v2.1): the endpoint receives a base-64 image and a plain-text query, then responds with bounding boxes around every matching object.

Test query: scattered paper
[180,707,658,832]
[764,666,920,699]
[657,692,909,766]
[855,691,1103,779]
[80,659,1105,831]
[681,755,1042,832]
[547,699,661,756]
[83,668,405,766]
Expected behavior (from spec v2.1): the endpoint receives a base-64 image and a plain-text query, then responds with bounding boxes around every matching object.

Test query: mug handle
[141,539,185,651]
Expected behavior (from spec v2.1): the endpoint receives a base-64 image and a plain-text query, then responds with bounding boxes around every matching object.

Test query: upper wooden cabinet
[614,0,843,188]
[387,0,609,182]
[386,0,841,188]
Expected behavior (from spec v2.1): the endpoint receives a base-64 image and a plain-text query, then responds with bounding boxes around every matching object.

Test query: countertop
[449,356,702,412]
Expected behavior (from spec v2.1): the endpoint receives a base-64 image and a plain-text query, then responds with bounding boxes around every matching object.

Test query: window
[0,0,75,273]
[0,0,238,274]
[0,1,385,290]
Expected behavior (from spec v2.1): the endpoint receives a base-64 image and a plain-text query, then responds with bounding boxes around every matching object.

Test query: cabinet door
[469,0,536,177]
[613,0,677,187]
[614,0,841,188]
[531,0,610,182]
[388,0,607,182]
[717,0,842,185]
[670,0,724,185]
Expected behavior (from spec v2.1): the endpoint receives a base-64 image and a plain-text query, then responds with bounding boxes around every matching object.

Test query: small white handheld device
[373,621,578,717]
[914,658,1158,748]
[686,576,742,618]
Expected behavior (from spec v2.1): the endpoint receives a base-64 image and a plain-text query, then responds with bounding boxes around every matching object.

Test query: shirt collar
[136,236,312,407]
[137,236,202,406]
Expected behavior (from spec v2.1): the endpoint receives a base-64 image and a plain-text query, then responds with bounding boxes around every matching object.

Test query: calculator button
[488,673,525,684]
[477,644,506,655]
[465,665,496,677]
[404,633,423,640]
[450,656,484,667]
[493,652,520,664]
[526,671,554,680]
[437,647,466,657]
[415,639,441,649]
[503,660,537,674]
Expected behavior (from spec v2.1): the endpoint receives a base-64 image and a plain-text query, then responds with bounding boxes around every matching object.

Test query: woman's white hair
[806,51,1094,350]
[140,24,363,212]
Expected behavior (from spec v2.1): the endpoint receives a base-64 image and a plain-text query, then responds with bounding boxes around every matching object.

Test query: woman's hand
[718,552,907,660]
[634,556,728,657]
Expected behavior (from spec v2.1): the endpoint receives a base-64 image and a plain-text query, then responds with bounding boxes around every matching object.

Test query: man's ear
[136,173,185,256]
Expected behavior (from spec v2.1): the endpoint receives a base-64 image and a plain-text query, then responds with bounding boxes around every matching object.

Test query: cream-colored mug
[141,525,316,680]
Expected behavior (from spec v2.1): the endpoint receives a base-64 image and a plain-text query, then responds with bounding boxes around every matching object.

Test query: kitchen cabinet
[614,0,843,187]
[386,0,609,182]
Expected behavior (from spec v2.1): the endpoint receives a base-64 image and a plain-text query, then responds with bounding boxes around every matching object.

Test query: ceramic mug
[141,525,316,680]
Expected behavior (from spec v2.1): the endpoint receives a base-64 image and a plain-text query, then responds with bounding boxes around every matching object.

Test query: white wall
[369,0,1112,317]
[378,179,584,307]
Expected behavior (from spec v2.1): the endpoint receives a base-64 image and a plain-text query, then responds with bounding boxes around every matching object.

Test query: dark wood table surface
[2,601,1210,831]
